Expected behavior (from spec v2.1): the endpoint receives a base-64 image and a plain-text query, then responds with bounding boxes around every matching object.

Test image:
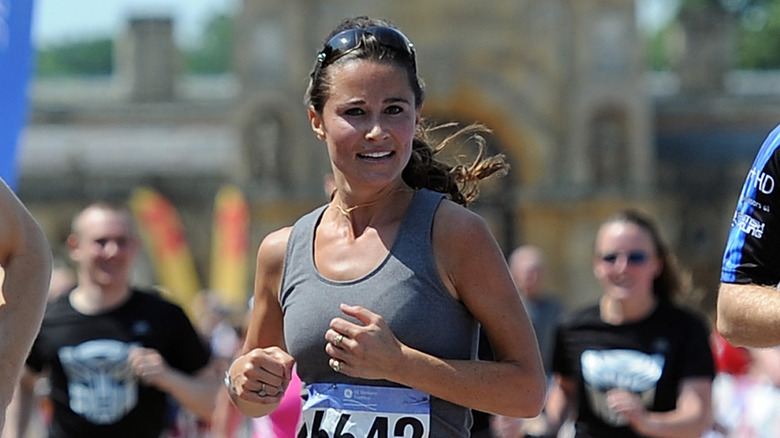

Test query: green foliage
[737,1,780,68]
[35,38,113,76]
[645,0,780,70]
[681,0,770,15]
[646,27,675,71]
[680,0,720,12]
[34,4,780,75]
[183,13,234,74]
[34,12,235,77]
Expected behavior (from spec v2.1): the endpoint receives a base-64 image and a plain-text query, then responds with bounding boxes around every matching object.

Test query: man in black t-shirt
[9,203,219,438]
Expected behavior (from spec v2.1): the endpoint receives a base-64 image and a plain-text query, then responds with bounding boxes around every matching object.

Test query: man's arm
[157,359,222,421]
[128,347,221,421]
[717,282,780,347]
[0,178,51,423]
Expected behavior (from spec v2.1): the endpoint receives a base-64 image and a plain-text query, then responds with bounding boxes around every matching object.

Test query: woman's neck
[329,184,412,216]
[327,184,414,234]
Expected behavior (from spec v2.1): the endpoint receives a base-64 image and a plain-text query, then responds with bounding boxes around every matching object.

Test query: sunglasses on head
[316,25,417,72]
[600,251,650,265]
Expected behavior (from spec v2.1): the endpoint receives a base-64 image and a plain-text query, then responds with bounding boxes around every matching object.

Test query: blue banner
[0,0,34,190]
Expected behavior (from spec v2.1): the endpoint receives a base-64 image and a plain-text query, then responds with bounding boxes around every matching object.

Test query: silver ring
[333,334,343,346]
[258,383,267,397]
[331,359,341,373]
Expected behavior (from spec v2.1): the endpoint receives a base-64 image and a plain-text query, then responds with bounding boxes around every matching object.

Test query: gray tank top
[281,188,479,437]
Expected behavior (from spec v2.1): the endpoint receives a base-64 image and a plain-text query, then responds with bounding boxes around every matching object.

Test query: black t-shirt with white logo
[551,300,715,438]
[27,288,210,438]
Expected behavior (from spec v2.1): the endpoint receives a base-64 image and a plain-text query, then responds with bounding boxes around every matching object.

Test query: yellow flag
[210,185,250,311]
[129,187,202,315]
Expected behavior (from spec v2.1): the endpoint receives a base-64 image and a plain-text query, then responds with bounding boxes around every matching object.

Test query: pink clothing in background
[252,371,302,438]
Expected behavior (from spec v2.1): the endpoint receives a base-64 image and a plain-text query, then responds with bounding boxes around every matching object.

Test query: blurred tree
[737,0,780,68]
[184,13,234,74]
[646,26,675,71]
[646,0,780,70]
[681,0,769,15]
[35,39,113,76]
[34,11,235,77]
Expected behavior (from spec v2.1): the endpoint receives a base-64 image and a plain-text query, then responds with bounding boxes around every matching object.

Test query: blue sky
[637,0,679,35]
[31,0,238,48]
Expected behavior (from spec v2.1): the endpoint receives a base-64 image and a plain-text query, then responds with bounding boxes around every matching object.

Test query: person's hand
[324,303,404,380]
[128,346,169,386]
[491,414,526,438]
[229,347,295,404]
[606,388,646,428]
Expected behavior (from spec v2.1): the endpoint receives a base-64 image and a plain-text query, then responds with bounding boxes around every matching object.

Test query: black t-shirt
[551,300,715,438]
[27,288,211,438]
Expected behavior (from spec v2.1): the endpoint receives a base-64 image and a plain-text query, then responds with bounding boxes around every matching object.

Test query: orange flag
[210,185,250,311]
[129,187,202,315]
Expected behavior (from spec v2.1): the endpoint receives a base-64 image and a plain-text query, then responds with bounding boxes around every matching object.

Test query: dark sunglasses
[316,25,417,72]
[600,251,650,265]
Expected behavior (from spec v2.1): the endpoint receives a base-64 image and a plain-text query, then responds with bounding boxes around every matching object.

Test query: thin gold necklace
[329,187,412,216]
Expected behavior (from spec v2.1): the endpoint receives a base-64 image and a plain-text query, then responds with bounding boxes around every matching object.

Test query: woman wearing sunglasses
[224,16,546,438]
[543,210,715,438]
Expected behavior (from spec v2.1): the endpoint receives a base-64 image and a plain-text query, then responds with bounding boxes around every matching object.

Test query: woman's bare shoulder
[434,199,492,236]
[432,199,501,270]
[255,226,293,273]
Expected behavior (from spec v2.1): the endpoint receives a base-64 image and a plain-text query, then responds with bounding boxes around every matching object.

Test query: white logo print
[581,349,664,426]
[749,168,775,195]
[734,211,766,239]
[59,340,138,424]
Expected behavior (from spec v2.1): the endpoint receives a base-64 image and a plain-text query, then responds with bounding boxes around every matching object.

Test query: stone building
[17,0,780,313]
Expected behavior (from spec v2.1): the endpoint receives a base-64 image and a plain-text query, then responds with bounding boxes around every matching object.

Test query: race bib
[298,383,430,438]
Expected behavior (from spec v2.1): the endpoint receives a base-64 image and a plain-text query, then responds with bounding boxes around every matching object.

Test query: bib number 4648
[299,409,427,438]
